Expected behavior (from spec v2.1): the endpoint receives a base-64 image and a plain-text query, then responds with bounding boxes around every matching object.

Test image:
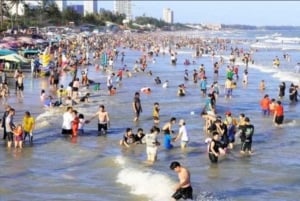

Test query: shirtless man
[170,161,193,200]
[90,104,110,135]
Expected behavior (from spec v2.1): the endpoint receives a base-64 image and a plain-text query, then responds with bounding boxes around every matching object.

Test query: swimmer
[170,161,193,200]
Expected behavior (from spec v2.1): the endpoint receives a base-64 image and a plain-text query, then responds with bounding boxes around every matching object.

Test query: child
[152,102,160,124]
[78,113,85,135]
[260,80,266,91]
[40,89,46,104]
[13,124,23,149]
[110,87,117,96]
[72,110,79,137]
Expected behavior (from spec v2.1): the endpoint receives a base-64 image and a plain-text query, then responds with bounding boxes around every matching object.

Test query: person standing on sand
[90,104,110,135]
[132,92,142,121]
[170,161,193,200]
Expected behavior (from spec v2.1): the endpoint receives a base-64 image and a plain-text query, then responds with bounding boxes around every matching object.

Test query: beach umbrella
[0,53,29,63]
[0,54,20,63]
[0,49,16,56]
[34,39,47,44]
[0,43,12,49]
[13,54,29,63]
[18,36,33,44]
[2,36,15,42]
[7,41,21,48]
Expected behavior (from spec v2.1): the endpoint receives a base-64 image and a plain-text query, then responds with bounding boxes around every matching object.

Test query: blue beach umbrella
[0,49,16,56]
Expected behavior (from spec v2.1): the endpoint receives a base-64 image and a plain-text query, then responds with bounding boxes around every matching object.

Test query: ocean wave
[115,156,174,201]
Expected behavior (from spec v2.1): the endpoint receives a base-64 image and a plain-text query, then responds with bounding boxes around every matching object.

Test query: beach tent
[0,49,16,56]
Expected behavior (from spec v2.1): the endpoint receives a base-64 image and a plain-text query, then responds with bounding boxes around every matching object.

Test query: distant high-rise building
[55,0,67,12]
[163,8,173,24]
[114,0,132,20]
[68,5,84,16]
[83,0,98,16]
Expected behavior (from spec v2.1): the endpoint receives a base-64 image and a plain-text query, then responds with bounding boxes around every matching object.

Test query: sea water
[0,29,300,201]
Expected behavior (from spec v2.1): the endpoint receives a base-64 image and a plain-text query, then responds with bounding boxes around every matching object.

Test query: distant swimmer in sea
[177,84,186,96]
[162,80,169,88]
[259,80,266,91]
[154,76,162,84]
[140,87,151,94]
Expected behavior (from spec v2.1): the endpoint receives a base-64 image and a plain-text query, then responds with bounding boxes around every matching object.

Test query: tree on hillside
[0,0,10,29]
[43,2,61,25]
[135,16,167,28]
[9,0,24,26]
[98,8,126,25]
[62,8,82,25]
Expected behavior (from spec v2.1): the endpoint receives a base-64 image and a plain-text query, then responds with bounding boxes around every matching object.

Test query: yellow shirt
[153,107,159,118]
[23,116,35,132]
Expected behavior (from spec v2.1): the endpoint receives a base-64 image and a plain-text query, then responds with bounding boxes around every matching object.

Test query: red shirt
[275,105,284,116]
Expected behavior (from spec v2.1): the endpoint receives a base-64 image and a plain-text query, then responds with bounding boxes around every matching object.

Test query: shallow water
[1,30,300,201]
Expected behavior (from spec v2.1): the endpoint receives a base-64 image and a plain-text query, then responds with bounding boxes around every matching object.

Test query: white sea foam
[272,71,300,84]
[283,120,297,127]
[115,156,174,201]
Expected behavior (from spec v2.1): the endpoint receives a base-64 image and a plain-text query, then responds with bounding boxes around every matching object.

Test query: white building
[163,8,173,24]
[55,0,67,12]
[83,0,98,16]
[113,0,132,20]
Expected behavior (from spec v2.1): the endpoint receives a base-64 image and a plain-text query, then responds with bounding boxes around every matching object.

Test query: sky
[67,1,300,26]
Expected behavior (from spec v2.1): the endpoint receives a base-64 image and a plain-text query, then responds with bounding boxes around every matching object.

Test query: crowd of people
[1,30,300,200]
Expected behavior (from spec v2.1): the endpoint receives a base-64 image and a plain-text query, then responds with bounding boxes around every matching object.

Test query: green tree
[44,2,61,25]
[0,0,10,29]
[62,8,82,25]
[9,0,24,26]
[98,8,126,25]
[134,16,167,28]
